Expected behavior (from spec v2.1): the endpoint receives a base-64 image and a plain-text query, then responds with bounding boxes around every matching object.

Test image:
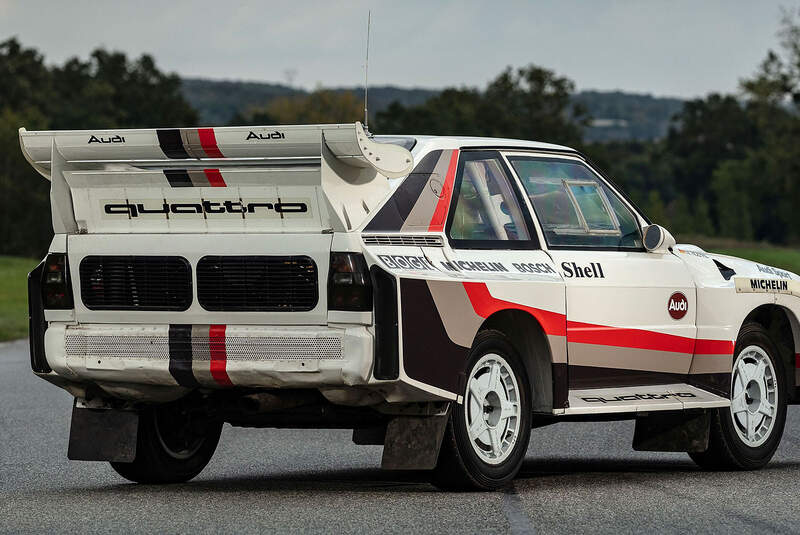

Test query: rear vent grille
[79,256,192,311]
[362,235,443,247]
[197,256,318,312]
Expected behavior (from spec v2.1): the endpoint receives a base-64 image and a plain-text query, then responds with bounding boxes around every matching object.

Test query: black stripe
[569,365,684,390]
[364,150,443,231]
[168,324,198,387]
[689,373,730,397]
[157,129,190,159]
[164,169,193,187]
[552,362,569,409]
[400,278,467,394]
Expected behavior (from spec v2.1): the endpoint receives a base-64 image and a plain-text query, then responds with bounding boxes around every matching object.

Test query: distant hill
[181,77,438,126]
[574,90,684,142]
[180,77,684,142]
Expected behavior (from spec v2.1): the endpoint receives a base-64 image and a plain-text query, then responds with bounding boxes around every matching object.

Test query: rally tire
[432,330,532,491]
[690,322,787,470]
[111,404,222,484]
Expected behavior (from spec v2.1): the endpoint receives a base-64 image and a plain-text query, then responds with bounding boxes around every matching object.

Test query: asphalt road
[2,338,799,534]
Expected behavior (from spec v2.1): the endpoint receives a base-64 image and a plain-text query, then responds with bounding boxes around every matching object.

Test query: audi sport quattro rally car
[21,122,800,490]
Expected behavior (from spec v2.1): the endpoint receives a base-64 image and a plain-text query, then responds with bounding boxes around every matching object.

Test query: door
[504,152,697,389]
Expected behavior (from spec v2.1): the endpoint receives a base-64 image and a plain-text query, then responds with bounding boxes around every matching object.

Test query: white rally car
[21,122,799,490]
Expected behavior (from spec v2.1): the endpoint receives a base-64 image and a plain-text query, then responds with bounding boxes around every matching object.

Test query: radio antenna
[364,10,371,132]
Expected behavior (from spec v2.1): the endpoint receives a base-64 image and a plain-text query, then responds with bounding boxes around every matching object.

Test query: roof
[374,135,577,158]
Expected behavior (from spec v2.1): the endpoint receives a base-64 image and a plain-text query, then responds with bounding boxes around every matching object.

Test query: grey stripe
[567,342,692,374]
[402,150,453,231]
[187,170,210,187]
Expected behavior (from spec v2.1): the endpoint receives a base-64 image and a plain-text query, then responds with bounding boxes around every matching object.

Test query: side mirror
[643,224,675,253]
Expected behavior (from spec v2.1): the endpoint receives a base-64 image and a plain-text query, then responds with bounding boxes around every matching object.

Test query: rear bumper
[45,322,371,388]
[38,322,444,404]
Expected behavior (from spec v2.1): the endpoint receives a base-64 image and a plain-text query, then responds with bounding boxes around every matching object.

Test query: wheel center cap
[483,390,502,427]
[745,379,761,412]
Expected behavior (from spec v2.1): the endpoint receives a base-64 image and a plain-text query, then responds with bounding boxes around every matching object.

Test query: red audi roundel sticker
[668,292,688,320]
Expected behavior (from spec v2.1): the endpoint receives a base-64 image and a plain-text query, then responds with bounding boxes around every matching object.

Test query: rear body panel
[67,233,333,325]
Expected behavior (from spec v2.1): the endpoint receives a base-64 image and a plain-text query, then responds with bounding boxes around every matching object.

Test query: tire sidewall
[112,405,223,484]
[142,407,222,480]
[450,333,531,487]
[720,324,788,467]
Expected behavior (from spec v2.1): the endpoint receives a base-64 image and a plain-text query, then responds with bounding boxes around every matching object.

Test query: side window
[448,153,533,247]
[507,156,643,249]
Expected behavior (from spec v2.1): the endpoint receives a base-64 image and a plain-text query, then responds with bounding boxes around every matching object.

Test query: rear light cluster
[328,253,372,311]
[42,253,73,309]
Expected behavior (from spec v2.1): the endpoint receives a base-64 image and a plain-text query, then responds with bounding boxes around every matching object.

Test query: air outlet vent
[197,256,318,312]
[79,256,192,311]
[362,235,443,247]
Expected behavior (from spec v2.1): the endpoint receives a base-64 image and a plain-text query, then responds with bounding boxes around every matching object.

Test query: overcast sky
[0,0,794,98]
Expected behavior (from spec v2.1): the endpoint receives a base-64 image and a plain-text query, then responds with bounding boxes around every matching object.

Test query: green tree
[711,159,755,240]
[50,50,197,129]
[663,94,758,200]
[0,39,198,257]
[250,89,363,125]
[692,197,715,237]
[666,195,693,237]
[700,8,800,243]
[645,191,667,227]
[375,65,588,147]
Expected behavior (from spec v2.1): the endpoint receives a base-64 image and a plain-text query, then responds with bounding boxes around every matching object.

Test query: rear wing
[19,122,414,234]
[19,122,412,180]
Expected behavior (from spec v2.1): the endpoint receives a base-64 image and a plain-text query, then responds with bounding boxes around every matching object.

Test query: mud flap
[632,410,710,452]
[381,414,448,470]
[67,405,139,462]
[352,424,387,445]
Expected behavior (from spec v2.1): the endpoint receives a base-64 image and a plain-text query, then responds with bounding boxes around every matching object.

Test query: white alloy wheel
[730,345,778,447]
[464,353,521,465]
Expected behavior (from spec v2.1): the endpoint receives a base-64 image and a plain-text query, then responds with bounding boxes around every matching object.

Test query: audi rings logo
[668,292,688,320]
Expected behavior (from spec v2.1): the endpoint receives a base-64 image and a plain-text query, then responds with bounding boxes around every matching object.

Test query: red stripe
[462,281,731,356]
[567,320,695,354]
[796,353,800,369]
[463,282,567,336]
[428,149,459,232]
[203,168,226,187]
[209,324,233,386]
[694,338,735,355]
[197,128,225,158]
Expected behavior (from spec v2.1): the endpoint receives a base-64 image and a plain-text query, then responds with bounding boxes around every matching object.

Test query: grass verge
[681,235,800,275]
[0,256,38,342]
